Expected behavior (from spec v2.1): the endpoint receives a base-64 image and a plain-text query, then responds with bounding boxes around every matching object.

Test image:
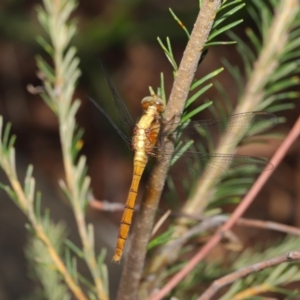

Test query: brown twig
[197,250,300,300]
[116,1,222,299]
[1,162,88,300]
[236,218,300,236]
[151,210,171,237]
[90,198,126,212]
[149,116,300,300]
[165,215,300,250]
[178,212,300,235]
[90,196,300,236]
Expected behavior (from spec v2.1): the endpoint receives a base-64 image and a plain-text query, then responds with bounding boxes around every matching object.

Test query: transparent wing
[98,60,134,137]
[148,111,277,179]
[169,152,273,179]
[158,111,278,147]
[88,96,132,145]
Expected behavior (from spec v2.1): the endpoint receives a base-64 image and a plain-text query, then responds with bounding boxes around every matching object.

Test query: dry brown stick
[151,210,171,237]
[89,199,125,212]
[236,218,300,236]
[167,215,300,250]
[116,1,222,300]
[179,213,300,236]
[197,250,300,300]
[149,116,300,300]
[91,197,300,238]
[90,194,300,238]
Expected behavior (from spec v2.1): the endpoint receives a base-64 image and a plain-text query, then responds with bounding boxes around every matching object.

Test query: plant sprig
[0,118,88,300]
[35,0,109,299]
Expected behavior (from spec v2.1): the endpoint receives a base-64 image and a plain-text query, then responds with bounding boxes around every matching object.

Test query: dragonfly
[89,65,278,263]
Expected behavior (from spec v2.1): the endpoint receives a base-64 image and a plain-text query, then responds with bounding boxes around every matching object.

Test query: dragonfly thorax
[141,96,165,113]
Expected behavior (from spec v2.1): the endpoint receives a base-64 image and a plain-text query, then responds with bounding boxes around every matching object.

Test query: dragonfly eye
[155,100,165,113]
[141,96,152,110]
[141,96,165,113]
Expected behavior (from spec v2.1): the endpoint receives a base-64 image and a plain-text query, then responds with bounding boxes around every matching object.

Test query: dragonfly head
[141,96,165,113]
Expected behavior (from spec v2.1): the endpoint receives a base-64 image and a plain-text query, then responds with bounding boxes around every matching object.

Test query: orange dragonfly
[89,66,278,263]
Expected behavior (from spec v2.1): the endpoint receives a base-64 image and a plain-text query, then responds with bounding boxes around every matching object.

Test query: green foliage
[26,222,71,300]
[157,0,246,121]
[148,227,176,250]
[210,0,300,209]
[201,2,300,295]
[169,237,300,300]
[33,1,109,296]
[206,0,245,47]
[220,237,300,300]
[226,1,300,113]
[0,0,109,299]
[159,0,266,206]
[172,260,225,299]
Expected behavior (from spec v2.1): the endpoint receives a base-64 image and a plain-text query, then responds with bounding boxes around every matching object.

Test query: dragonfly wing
[169,152,273,180]
[88,96,131,145]
[158,111,278,147]
[98,60,134,136]
[203,154,273,178]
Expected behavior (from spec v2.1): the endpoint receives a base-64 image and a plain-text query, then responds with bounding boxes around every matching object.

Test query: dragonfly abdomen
[112,158,147,262]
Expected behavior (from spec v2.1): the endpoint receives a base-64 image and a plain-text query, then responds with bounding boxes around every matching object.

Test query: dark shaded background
[0,0,299,299]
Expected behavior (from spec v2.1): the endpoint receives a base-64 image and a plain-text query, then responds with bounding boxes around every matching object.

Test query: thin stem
[34,225,89,300]
[40,0,108,298]
[55,35,109,300]
[0,155,88,300]
[90,198,126,212]
[198,250,300,300]
[166,215,300,249]
[236,218,300,235]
